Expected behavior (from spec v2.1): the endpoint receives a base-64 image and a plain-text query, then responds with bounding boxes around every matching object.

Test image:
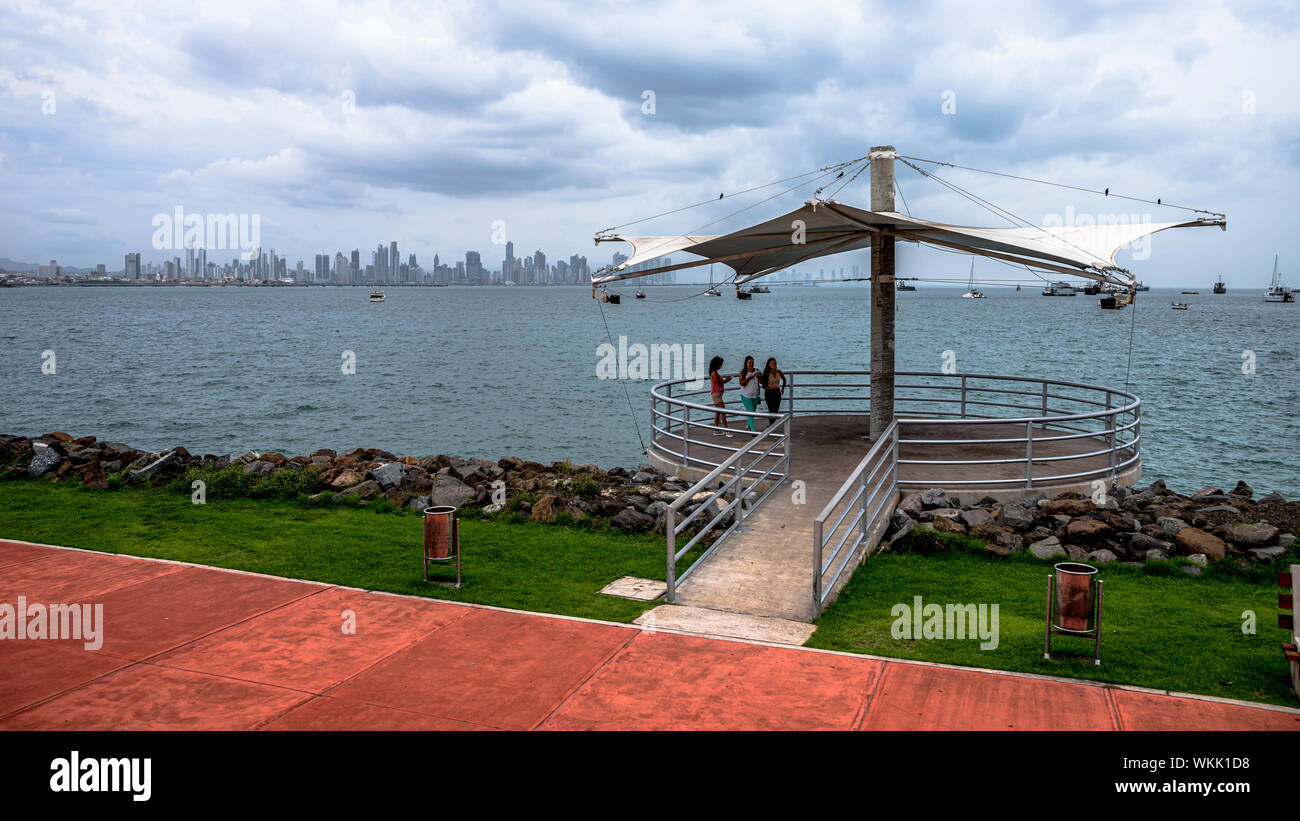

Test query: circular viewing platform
[648,371,1140,503]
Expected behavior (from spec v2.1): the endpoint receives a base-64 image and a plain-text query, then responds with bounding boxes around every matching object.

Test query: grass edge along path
[808,531,1298,707]
[0,480,673,623]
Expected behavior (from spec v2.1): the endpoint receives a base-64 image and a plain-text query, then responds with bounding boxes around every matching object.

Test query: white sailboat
[705,263,721,296]
[1264,255,1294,303]
[961,259,985,299]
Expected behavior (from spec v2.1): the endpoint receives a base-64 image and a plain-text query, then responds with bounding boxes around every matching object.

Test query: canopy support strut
[869,146,897,440]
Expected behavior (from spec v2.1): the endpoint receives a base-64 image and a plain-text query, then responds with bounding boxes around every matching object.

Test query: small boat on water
[748,284,771,294]
[1134,283,1150,292]
[599,286,620,304]
[1213,275,1226,294]
[896,280,917,291]
[704,263,722,296]
[369,289,385,302]
[1083,282,1102,295]
[735,287,752,300]
[961,259,986,299]
[1041,281,1078,296]
[1170,301,1190,310]
[635,289,646,299]
[1181,290,1199,295]
[1098,285,1132,310]
[1265,255,1294,302]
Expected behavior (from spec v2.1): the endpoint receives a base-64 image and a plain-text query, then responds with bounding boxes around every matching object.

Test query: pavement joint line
[315,605,481,697]
[1105,687,1125,731]
[852,660,889,730]
[124,584,337,667]
[530,627,642,731]
[5,536,1300,718]
[0,657,147,723]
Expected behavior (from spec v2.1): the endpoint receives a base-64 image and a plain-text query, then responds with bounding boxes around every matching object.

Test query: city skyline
[1,1,1297,287]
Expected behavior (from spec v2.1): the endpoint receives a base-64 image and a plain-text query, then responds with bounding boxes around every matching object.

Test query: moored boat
[1265,255,1293,302]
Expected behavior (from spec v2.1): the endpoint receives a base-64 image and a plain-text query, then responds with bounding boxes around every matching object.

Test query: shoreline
[3,430,1297,566]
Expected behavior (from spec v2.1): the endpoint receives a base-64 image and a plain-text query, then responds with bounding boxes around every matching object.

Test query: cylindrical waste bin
[423,506,459,560]
[1053,562,1097,632]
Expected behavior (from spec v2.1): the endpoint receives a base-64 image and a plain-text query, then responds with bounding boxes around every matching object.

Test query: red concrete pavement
[1,540,1297,731]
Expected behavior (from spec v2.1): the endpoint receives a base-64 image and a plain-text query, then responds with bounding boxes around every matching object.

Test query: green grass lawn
[0,480,671,623]
[808,537,1298,707]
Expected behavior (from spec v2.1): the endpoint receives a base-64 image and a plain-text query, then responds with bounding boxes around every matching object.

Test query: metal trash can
[1053,562,1098,632]
[1044,562,1104,665]
[422,506,461,587]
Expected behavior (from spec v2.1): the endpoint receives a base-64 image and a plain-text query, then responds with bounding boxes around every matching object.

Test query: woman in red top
[708,355,733,437]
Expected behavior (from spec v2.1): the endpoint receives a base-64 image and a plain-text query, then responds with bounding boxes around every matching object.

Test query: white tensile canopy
[591,199,1226,288]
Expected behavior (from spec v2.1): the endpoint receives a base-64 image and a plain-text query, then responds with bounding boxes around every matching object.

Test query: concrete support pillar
[869,145,897,440]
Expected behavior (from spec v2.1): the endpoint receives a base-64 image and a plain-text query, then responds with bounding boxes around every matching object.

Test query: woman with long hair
[737,355,760,432]
[708,355,733,437]
[761,357,786,416]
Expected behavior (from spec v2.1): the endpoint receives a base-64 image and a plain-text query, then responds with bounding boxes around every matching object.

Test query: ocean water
[1,284,1296,496]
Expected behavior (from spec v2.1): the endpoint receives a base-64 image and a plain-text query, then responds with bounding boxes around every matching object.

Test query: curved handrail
[649,370,1140,491]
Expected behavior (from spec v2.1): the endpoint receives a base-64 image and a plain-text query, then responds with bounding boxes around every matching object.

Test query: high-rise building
[533,250,546,285]
[466,251,483,285]
[390,241,399,284]
[125,253,140,279]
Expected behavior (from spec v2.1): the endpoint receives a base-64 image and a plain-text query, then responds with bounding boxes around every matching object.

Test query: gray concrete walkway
[644,415,1138,638]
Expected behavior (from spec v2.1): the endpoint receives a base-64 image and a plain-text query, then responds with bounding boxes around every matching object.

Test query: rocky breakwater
[884,479,1298,573]
[0,432,735,537]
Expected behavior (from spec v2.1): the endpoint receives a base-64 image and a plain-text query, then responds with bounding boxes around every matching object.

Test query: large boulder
[1227,523,1278,547]
[243,460,275,477]
[126,450,182,484]
[1029,536,1066,560]
[898,493,925,519]
[920,488,952,509]
[27,447,62,477]
[370,462,407,491]
[336,480,381,500]
[1175,527,1226,561]
[612,507,655,532]
[1065,518,1113,543]
[931,516,967,535]
[530,494,560,523]
[1038,498,1095,516]
[1156,516,1190,539]
[1130,532,1172,555]
[997,504,1035,532]
[430,474,475,508]
[958,508,992,529]
[329,469,366,489]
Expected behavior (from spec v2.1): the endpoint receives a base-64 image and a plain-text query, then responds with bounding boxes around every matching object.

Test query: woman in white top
[737,355,761,432]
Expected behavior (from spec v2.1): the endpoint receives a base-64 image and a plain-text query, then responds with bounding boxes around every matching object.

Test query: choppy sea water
[0,284,1296,496]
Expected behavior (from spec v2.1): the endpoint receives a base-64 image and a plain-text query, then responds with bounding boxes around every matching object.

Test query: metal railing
[812,420,900,617]
[663,412,792,603]
[651,371,1140,490]
[650,377,790,478]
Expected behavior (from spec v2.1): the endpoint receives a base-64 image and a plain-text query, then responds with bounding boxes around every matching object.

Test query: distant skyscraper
[125,252,140,280]
[390,241,399,284]
[466,251,483,285]
[533,250,546,284]
[334,252,347,283]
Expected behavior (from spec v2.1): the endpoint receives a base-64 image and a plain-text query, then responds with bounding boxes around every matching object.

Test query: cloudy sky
[1,0,1297,286]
